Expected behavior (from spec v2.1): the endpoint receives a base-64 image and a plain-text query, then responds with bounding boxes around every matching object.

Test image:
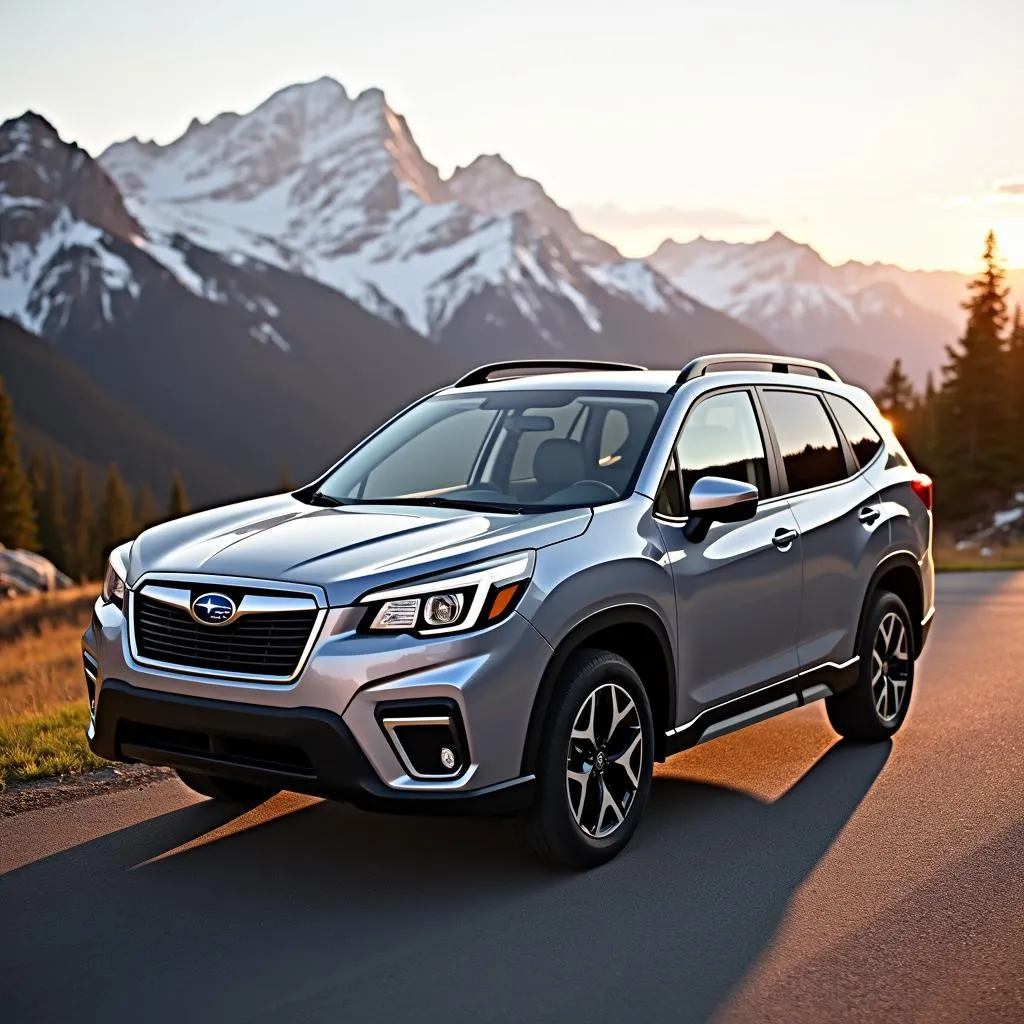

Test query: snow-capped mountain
[448,154,621,264]
[0,113,144,335]
[0,110,459,503]
[649,232,959,386]
[99,77,761,363]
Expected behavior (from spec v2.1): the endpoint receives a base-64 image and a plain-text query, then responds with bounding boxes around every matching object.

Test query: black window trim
[652,385,782,524]
[757,385,859,499]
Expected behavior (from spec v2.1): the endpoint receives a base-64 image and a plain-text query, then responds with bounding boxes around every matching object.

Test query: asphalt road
[2,572,1023,1024]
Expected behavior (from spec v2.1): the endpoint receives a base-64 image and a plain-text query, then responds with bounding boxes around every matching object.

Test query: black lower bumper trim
[90,679,534,817]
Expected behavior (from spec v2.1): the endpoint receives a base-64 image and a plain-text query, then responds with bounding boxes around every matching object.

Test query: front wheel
[516,649,654,869]
[826,590,915,741]
[175,769,280,806]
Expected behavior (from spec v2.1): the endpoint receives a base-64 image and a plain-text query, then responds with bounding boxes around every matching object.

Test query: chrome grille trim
[127,572,328,683]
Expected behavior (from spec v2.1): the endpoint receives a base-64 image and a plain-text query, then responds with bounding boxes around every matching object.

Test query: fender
[851,549,924,677]
[520,604,676,772]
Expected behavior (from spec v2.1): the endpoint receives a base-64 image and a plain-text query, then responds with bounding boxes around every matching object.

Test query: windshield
[309,389,669,512]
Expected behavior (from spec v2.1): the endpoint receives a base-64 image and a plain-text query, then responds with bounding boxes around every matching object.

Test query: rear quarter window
[828,395,885,469]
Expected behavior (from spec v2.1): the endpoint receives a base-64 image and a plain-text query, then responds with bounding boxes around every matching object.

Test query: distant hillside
[0,315,239,501]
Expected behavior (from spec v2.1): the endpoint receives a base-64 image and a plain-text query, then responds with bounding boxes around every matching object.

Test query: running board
[696,684,833,746]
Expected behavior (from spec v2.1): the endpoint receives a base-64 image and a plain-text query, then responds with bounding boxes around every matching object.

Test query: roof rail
[453,359,648,388]
[676,353,841,384]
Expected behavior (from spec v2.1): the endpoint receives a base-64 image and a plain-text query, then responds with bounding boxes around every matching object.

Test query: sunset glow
[993,219,1024,269]
[2,0,1023,272]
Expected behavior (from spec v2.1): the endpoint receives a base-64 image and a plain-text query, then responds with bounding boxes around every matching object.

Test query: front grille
[133,594,318,679]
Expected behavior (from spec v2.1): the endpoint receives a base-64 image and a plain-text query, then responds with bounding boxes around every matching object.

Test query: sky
[2,0,1023,271]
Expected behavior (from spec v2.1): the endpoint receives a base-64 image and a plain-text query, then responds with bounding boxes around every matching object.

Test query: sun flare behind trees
[880,231,1024,522]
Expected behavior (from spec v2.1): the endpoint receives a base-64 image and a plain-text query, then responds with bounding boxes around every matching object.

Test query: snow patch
[249,321,290,351]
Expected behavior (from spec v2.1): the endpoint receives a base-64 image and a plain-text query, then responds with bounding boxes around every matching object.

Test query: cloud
[937,178,1024,208]
[572,202,770,232]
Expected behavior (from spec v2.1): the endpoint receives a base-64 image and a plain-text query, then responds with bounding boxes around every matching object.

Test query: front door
[654,388,804,720]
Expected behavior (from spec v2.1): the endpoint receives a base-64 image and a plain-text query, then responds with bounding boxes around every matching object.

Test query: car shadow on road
[0,738,890,1024]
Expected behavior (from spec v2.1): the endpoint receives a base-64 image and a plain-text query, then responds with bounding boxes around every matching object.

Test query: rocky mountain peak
[1,113,142,243]
[449,152,620,263]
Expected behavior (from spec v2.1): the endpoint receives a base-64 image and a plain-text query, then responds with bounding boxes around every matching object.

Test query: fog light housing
[83,650,98,713]
[376,699,469,779]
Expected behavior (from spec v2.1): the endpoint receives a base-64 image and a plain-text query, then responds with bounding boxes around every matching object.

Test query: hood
[127,493,591,606]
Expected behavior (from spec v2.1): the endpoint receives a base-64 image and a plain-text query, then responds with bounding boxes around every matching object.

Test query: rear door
[655,388,804,712]
[758,387,888,671]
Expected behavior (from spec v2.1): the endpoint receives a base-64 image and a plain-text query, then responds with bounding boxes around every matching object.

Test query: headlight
[361,552,533,636]
[101,543,131,606]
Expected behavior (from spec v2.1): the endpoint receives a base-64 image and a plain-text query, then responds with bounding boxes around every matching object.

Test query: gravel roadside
[0,764,173,817]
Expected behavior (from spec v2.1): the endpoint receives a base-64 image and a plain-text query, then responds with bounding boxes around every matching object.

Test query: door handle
[772,527,798,550]
[858,506,881,525]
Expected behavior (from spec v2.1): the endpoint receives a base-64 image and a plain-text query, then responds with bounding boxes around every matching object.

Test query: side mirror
[683,476,759,542]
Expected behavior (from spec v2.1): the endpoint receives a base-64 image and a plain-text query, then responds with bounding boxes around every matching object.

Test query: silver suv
[84,354,934,868]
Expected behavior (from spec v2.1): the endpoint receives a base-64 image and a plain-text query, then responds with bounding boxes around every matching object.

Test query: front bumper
[88,679,535,815]
[84,586,553,804]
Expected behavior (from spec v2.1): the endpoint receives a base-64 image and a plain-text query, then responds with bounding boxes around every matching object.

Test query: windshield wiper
[352,496,526,514]
[308,491,349,507]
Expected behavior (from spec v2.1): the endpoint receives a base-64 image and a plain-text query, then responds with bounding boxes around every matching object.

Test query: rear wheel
[826,590,915,741]
[175,769,280,806]
[516,649,654,869]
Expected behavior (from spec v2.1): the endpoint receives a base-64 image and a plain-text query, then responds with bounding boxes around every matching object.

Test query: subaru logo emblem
[191,592,236,625]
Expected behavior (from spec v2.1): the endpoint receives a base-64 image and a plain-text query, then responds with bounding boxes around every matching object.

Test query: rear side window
[829,396,884,469]
[762,390,847,493]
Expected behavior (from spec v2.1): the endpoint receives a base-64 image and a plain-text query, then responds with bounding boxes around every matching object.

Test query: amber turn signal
[487,583,521,621]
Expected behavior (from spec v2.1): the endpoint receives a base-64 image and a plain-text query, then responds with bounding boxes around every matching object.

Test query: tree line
[874,231,1023,522]
[0,378,192,581]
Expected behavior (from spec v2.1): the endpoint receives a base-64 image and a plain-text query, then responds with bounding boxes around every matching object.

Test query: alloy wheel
[565,682,643,838]
[872,611,910,723]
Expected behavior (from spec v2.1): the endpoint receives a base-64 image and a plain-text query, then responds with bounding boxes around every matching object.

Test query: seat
[532,438,588,498]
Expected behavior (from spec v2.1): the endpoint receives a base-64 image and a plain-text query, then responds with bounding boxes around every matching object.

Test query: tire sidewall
[532,649,655,866]
[859,591,915,732]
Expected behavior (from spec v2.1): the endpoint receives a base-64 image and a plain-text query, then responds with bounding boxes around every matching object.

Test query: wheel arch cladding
[861,555,924,657]
[521,606,676,772]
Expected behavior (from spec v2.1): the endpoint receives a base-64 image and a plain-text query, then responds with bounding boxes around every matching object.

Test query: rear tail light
[911,475,933,511]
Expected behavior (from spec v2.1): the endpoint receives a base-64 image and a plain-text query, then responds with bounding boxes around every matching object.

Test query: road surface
[2,572,1023,1023]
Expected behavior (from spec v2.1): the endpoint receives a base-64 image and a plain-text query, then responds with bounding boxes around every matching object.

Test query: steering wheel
[577,480,620,499]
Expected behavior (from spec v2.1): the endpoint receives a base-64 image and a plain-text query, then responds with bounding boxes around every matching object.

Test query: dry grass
[0,703,107,786]
[0,585,104,787]
[0,585,99,718]
[933,536,1024,572]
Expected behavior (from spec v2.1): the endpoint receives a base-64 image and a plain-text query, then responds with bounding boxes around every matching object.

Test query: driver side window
[675,391,769,508]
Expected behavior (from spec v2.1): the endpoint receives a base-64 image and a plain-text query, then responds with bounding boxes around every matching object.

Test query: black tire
[175,769,280,806]
[826,590,916,741]
[516,649,654,869]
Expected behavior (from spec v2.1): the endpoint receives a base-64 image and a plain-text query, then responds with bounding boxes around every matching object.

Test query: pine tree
[908,370,940,475]
[875,358,916,439]
[935,231,1013,518]
[1008,305,1024,487]
[67,469,94,582]
[0,376,39,551]
[134,484,161,531]
[167,470,189,519]
[94,465,136,575]
[31,458,70,572]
